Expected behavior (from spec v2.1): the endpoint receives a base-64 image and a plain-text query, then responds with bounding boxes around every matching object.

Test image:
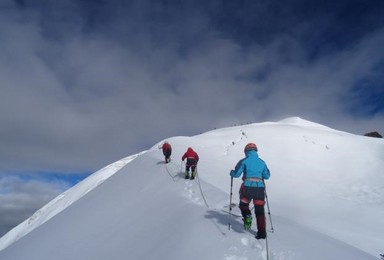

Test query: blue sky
[0,0,383,236]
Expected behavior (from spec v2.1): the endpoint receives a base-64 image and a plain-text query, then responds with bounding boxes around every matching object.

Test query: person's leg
[253,187,266,239]
[239,184,252,229]
[254,205,266,239]
[239,201,251,217]
[165,150,171,163]
[190,165,196,179]
[185,165,191,179]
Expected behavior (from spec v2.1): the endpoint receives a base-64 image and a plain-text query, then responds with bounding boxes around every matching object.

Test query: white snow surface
[0,117,383,260]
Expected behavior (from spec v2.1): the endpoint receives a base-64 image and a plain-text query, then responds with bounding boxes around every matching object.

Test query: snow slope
[0,117,383,260]
[0,152,145,252]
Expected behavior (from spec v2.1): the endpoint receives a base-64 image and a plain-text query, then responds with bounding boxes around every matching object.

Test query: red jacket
[162,143,172,152]
[182,147,199,162]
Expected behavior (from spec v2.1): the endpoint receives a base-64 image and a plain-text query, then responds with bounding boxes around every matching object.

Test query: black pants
[163,149,171,159]
[239,184,266,234]
[185,158,197,172]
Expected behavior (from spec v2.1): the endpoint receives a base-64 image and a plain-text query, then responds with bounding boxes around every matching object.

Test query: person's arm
[262,163,270,180]
[230,159,244,178]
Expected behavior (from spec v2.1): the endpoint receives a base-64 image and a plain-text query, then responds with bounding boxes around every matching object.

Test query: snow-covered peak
[0,118,383,260]
[277,117,330,129]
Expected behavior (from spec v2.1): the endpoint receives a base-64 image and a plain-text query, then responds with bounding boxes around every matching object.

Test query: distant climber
[181,147,199,180]
[230,143,270,239]
[161,141,172,163]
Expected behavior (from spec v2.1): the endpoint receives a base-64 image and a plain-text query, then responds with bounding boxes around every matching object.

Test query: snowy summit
[277,117,330,128]
[0,117,383,260]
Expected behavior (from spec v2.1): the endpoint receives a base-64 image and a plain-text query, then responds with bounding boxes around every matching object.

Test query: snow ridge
[0,152,145,251]
[277,117,330,128]
[0,117,383,260]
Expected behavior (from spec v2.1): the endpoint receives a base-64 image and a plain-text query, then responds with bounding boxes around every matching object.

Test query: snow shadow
[204,209,257,236]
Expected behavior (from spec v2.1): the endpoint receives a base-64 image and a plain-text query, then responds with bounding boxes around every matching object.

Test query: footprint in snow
[224,236,266,260]
[184,181,202,205]
[241,237,261,249]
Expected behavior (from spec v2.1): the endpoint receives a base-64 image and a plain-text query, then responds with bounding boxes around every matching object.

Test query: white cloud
[0,175,69,236]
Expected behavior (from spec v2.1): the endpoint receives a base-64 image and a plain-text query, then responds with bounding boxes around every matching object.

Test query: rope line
[195,169,210,208]
[164,161,177,182]
[162,157,270,258]
[164,160,210,209]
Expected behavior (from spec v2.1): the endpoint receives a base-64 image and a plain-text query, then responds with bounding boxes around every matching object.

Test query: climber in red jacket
[181,147,199,180]
[161,141,172,163]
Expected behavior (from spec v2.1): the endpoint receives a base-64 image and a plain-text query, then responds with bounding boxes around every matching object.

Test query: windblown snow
[0,117,383,260]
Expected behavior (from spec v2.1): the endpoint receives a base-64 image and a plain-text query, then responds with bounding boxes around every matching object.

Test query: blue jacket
[230,150,270,187]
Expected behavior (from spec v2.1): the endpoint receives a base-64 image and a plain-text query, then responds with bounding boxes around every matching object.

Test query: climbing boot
[243,215,252,230]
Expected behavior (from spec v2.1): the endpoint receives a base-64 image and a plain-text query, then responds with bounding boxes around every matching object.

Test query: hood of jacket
[245,150,259,158]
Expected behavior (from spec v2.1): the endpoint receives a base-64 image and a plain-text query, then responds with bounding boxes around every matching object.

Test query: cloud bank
[1,1,383,173]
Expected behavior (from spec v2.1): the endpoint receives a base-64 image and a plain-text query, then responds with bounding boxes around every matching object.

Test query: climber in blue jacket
[230,143,270,239]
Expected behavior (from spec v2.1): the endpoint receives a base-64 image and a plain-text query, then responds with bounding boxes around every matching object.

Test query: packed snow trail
[160,154,268,259]
[157,152,375,260]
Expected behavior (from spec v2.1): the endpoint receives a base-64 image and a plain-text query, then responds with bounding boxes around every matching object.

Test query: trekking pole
[266,229,270,260]
[228,176,234,230]
[263,180,274,233]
